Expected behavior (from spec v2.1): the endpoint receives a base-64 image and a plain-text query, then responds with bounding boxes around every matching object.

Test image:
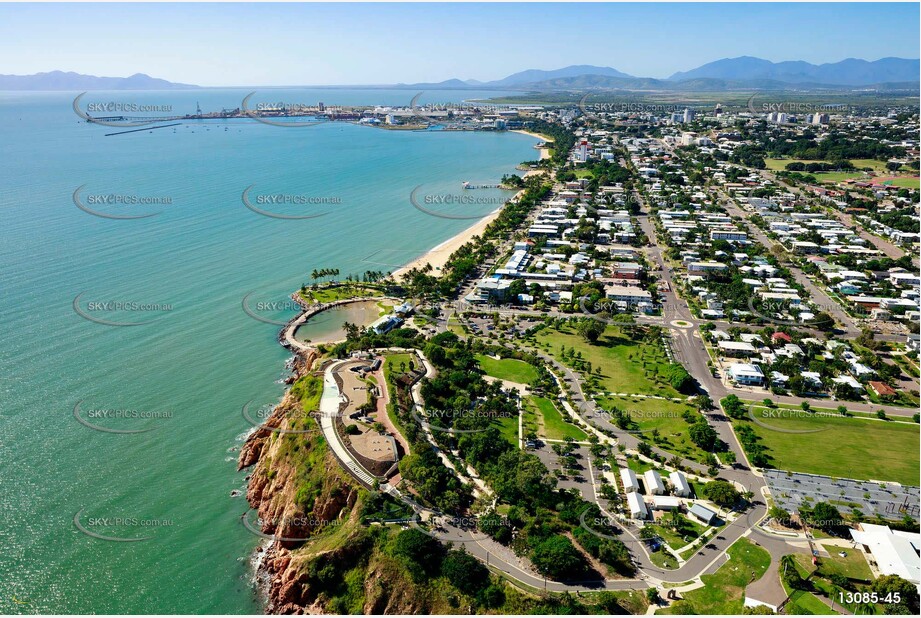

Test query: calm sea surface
[0,88,535,613]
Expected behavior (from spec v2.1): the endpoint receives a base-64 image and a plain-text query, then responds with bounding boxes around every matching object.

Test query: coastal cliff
[239,349,358,613]
[238,350,467,615]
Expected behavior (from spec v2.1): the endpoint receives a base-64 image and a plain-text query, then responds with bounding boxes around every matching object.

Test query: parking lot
[765,469,920,520]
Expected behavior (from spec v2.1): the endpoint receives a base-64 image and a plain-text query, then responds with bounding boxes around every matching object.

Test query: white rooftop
[850,523,921,585]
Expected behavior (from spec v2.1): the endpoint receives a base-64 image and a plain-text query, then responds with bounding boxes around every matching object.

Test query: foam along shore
[511,129,552,160]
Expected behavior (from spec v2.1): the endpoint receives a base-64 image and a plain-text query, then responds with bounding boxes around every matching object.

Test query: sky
[0,2,918,86]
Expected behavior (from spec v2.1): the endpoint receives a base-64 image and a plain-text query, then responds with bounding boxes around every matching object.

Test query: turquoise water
[0,89,535,614]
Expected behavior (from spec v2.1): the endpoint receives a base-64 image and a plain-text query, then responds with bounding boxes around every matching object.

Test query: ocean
[0,88,536,614]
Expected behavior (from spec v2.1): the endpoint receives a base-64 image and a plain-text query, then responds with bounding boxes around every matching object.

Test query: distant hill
[669,56,920,86]
[485,65,633,87]
[396,58,918,92]
[503,73,915,92]
[0,71,199,90]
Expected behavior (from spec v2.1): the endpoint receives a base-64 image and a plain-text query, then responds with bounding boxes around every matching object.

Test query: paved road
[717,190,861,338]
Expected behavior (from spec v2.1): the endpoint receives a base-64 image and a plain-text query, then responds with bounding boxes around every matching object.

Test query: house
[689,503,717,525]
[650,495,682,511]
[620,468,639,493]
[688,261,728,275]
[868,381,897,398]
[718,341,757,357]
[831,375,864,392]
[644,470,666,495]
[669,470,691,497]
[626,491,648,520]
[728,363,765,386]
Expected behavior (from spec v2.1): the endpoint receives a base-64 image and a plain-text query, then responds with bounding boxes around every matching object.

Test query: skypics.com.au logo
[74,508,175,542]
[240,93,326,128]
[73,400,172,434]
[73,93,176,128]
[241,401,321,436]
[579,296,662,326]
[409,404,514,435]
[745,296,867,328]
[73,185,171,220]
[409,184,511,220]
[73,292,174,327]
[746,95,852,116]
[241,185,341,219]
[578,94,685,121]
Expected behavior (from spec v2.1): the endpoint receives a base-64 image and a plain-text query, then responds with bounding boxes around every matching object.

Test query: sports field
[742,406,920,485]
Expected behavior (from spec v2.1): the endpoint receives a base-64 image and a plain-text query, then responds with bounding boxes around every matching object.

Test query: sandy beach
[512,129,552,160]
[391,208,505,279]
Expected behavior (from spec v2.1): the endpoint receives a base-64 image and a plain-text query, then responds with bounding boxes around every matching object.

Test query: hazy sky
[1,2,918,86]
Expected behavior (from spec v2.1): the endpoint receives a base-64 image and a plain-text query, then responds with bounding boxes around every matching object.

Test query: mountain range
[2,57,918,91]
[0,71,199,90]
[668,56,920,86]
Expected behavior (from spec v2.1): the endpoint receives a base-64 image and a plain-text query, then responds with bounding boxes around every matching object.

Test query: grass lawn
[446,317,467,336]
[880,176,920,189]
[766,158,890,174]
[534,324,678,397]
[648,548,678,570]
[524,395,587,441]
[494,413,520,447]
[647,514,706,550]
[850,159,894,172]
[598,396,713,464]
[741,407,920,485]
[657,538,771,615]
[765,158,829,171]
[383,353,416,438]
[475,354,538,385]
[301,284,382,304]
[787,590,836,615]
[626,457,655,475]
[793,551,873,582]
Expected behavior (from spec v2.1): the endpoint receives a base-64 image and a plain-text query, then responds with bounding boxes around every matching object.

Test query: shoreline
[511,129,552,160]
[391,208,505,279]
[392,131,547,280]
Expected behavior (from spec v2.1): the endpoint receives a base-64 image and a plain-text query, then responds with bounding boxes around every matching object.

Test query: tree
[808,502,844,535]
[531,535,587,580]
[576,318,606,344]
[391,528,446,581]
[442,549,489,596]
[721,394,747,419]
[664,363,696,394]
[871,574,919,614]
[689,419,718,451]
[703,480,740,508]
